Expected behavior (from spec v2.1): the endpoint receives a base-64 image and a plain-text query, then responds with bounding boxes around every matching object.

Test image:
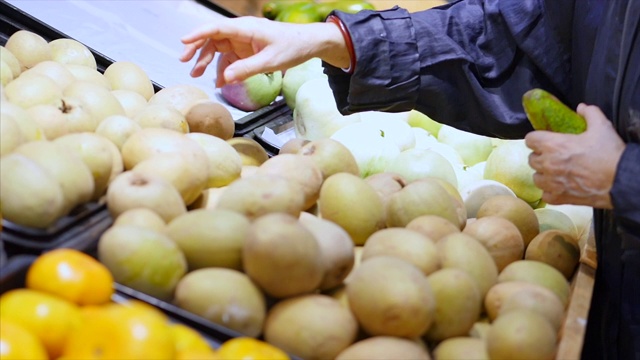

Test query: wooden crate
[556,224,597,360]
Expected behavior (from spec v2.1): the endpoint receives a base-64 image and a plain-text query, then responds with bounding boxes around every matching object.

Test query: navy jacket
[324,0,640,358]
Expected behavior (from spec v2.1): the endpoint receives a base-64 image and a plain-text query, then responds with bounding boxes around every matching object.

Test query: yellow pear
[13,140,94,213]
[106,170,187,222]
[185,132,242,188]
[53,133,115,201]
[132,153,208,206]
[0,153,66,228]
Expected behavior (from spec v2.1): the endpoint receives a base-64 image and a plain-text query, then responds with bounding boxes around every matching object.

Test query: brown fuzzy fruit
[476,195,540,247]
[463,215,525,272]
[524,229,580,279]
[336,336,431,360]
[185,100,235,140]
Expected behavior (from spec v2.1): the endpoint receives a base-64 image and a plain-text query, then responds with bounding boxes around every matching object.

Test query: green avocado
[522,88,587,134]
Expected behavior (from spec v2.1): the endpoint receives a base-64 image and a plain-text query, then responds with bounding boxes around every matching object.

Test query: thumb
[224,50,278,84]
[576,103,610,129]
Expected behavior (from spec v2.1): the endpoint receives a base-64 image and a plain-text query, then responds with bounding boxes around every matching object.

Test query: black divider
[193,0,240,18]
[249,106,295,156]
[1,209,113,257]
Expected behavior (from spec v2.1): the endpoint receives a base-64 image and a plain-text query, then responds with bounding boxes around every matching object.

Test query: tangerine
[61,300,175,359]
[171,323,215,354]
[0,288,82,359]
[217,337,290,360]
[26,248,114,306]
[0,319,48,360]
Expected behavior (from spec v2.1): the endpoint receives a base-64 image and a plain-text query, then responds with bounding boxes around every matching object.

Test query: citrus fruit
[61,300,175,359]
[217,337,289,360]
[171,323,215,354]
[0,288,82,358]
[0,319,48,360]
[26,248,114,306]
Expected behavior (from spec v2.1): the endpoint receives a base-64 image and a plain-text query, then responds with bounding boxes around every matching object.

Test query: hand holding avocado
[524,102,626,208]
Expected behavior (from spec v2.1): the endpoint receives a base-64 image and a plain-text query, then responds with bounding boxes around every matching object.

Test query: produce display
[0,248,288,359]
[0,18,596,360]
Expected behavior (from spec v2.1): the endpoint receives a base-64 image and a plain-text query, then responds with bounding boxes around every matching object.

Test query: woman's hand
[525,104,626,208]
[180,16,350,87]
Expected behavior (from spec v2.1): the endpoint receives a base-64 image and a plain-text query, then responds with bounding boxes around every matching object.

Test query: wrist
[322,15,355,72]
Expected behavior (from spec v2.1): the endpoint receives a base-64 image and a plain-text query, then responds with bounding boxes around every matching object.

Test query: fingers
[532,172,565,194]
[189,39,217,78]
[181,17,261,45]
[224,53,274,84]
[216,52,238,87]
[524,130,556,154]
[180,22,228,44]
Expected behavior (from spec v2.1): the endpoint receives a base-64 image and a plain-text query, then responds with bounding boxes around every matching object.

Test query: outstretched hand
[179,16,349,87]
[525,104,626,208]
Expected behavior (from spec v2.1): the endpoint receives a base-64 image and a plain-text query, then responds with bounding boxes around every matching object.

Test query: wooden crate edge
[556,226,596,360]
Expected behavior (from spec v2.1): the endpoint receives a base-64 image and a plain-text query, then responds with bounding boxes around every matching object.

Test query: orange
[61,300,175,359]
[171,323,215,354]
[26,248,114,306]
[0,319,48,360]
[217,337,290,360]
[0,288,82,359]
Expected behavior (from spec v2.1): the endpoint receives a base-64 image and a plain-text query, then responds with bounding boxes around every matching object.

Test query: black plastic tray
[0,206,113,257]
[234,98,292,137]
[0,255,226,349]
[249,105,295,156]
[194,0,240,18]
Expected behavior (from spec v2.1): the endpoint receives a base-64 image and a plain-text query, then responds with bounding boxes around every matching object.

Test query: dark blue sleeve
[611,143,640,233]
[324,0,575,139]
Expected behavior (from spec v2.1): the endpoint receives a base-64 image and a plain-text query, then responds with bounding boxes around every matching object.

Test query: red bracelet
[326,15,356,74]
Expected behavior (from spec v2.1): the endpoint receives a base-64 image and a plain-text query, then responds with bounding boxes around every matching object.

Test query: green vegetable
[522,88,587,134]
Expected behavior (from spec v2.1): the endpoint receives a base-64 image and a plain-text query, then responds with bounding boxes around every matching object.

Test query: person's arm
[325,0,575,139]
[180,16,350,86]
